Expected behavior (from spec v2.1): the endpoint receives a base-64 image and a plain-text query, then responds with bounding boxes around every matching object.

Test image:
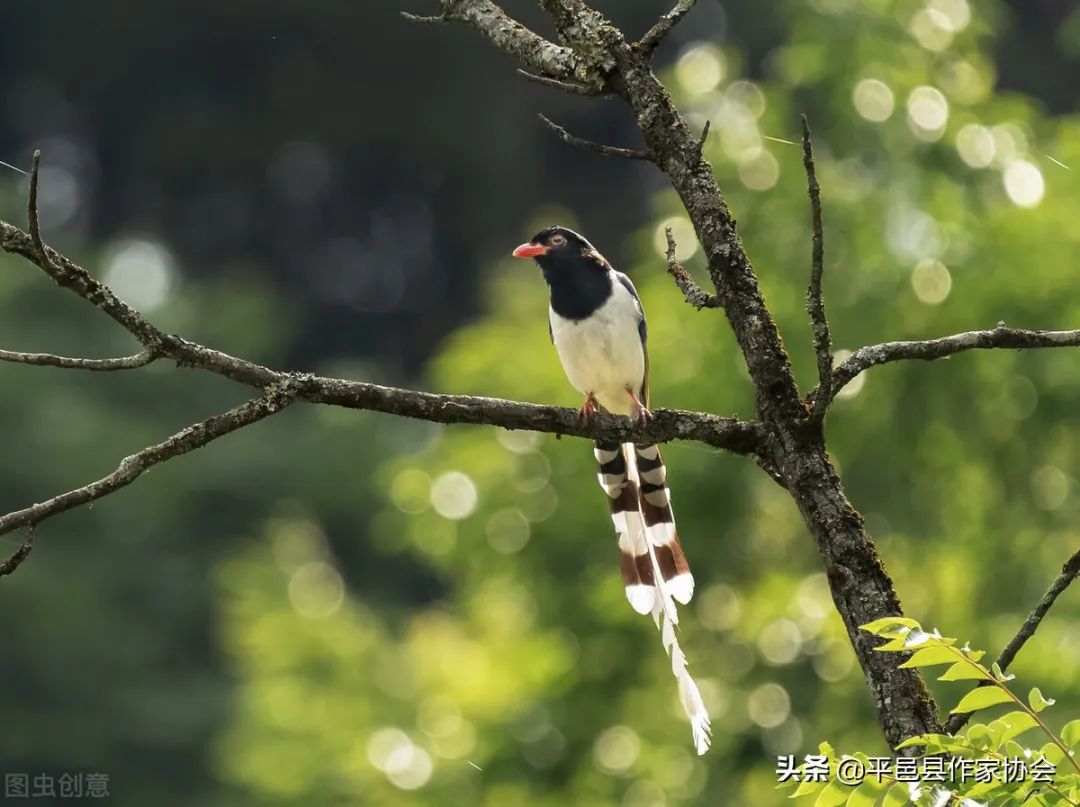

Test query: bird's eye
[550,234,566,246]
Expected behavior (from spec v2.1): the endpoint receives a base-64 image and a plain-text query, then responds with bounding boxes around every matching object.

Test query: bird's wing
[614,271,649,406]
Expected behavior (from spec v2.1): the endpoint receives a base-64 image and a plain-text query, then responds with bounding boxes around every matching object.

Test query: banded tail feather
[594,440,656,615]
[593,439,711,754]
[633,444,694,607]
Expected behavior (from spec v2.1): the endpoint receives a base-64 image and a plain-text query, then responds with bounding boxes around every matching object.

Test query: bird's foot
[627,390,653,424]
[578,393,600,424]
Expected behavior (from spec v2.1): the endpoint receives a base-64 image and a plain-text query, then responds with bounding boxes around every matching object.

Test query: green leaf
[861,617,921,637]
[881,782,910,806]
[951,686,1013,714]
[992,662,1016,682]
[999,710,1040,744]
[872,634,916,652]
[1029,687,1056,713]
[898,645,959,668]
[938,661,993,682]
[813,780,850,807]
[1040,742,1065,765]
[967,722,992,748]
[985,718,1007,750]
[1061,718,1080,747]
[792,779,827,798]
[895,733,951,751]
[844,782,879,807]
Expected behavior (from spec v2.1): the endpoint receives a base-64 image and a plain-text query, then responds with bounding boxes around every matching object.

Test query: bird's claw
[631,401,653,424]
[579,393,600,424]
[626,389,652,424]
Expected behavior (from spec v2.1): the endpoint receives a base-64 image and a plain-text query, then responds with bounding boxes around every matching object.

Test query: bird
[512,225,711,755]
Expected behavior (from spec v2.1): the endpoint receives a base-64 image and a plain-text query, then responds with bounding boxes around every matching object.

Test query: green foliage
[783,619,1080,805]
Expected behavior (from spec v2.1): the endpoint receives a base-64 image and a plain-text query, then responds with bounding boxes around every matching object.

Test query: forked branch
[664,228,720,310]
[0,155,763,556]
[801,118,832,421]
[0,386,301,540]
[639,0,697,55]
[829,327,1080,402]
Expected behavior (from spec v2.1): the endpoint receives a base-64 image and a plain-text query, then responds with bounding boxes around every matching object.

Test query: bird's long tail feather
[594,439,711,754]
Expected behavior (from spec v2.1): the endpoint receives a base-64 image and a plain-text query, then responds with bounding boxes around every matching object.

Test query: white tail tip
[625,584,656,615]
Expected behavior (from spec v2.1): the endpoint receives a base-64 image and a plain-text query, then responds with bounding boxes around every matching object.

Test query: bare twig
[401,11,449,23]
[694,119,711,163]
[665,227,720,310]
[944,547,1080,734]
[27,150,49,263]
[517,69,607,97]
[0,529,35,577]
[830,327,1080,401]
[802,117,832,421]
[537,114,652,161]
[0,348,157,371]
[639,0,697,55]
[0,385,300,543]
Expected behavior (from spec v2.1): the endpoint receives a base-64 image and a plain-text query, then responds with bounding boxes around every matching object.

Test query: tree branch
[639,0,697,56]
[830,327,1080,401]
[0,385,300,542]
[0,529,35,578]
[801,117,832,421]
[944,547,1080,734]
[517,69,607,97]
[27,150,51,265]
[537,114,651,161]
[0,168,763,552]
[0,348,157,371]
[664,227,720,310]
[0,217,761,460]
[403,0,605,90]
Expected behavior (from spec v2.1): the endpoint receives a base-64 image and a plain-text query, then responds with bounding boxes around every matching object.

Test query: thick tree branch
[537,114,651,160]
[403,0,605,90]
[0,348,157,371]
[801,118,832,421]
[664,227,720,310]
[830,327,1080,401]
[944,547,1080,734]
[639,0,697,56]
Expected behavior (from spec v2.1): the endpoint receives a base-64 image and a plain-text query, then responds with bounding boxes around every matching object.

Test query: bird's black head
[512,225,613,320]
[512,225,609,272]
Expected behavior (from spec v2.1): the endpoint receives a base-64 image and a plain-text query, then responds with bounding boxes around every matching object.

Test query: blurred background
[1,0,1078,803]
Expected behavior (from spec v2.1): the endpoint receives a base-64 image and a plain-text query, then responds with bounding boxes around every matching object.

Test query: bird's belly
[551,309,644,416]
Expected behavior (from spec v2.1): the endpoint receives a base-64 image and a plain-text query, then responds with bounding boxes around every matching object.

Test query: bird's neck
[542,261,612,321]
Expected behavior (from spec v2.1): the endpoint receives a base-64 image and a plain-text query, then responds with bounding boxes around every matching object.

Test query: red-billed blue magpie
[513,226,710,754]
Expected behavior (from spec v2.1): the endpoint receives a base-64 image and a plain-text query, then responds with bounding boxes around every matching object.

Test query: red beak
[512,242,549,258]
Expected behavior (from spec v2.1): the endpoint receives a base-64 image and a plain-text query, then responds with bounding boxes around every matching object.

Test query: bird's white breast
[550,273,645,416]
